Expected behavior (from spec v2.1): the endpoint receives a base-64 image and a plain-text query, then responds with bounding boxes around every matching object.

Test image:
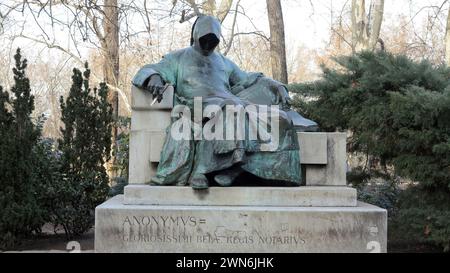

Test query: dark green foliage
[54,64,113,239]
[112,117,130,179]
[390,188,450,252]
[0,50,114,248]
[31,138,62,232]
[290,51,450,189]
[356,179,400,214]
[0,49,46,248]
[290,50,450,251]
[109,177,128,197]
[109,117,130,197]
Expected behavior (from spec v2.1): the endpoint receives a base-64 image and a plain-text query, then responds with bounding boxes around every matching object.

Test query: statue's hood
[191,15,221,56]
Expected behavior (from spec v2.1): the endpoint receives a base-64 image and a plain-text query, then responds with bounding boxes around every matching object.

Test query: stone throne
[94,86,387,253]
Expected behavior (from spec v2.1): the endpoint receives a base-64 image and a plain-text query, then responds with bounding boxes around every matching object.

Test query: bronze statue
[132,15,317,190]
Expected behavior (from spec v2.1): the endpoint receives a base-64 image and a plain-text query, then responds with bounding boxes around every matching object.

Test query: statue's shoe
[190,174,209,190]
[214,168,243,187]
[286,110,319,132]
[150,176,164,186]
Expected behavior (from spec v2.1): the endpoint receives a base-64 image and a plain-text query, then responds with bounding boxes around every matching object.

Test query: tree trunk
[103,0,120,178]
[215,0,233,22]
[103,0,119,118]
[351,0,367,52]
[368,0,384,50]
[351,0,384,53]
[266,0,288,84]
[446,7,450,66]
[200,0,233,22]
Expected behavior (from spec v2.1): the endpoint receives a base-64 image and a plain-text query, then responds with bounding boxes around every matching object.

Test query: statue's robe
[132,16,301,186]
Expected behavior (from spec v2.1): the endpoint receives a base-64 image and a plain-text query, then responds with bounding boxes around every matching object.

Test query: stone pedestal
[95,194,387,253]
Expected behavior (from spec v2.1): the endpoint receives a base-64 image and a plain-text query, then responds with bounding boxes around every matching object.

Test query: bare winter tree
[2,0,134,177]
[3,1,131,114]
[266,0,288,84]
[103,0,120,168]
[180,0,233,22]
[0,2,22,34]
[446,4,450,65]
[351,0,385,52]
[403,0,448,64]
[177,0,263,58]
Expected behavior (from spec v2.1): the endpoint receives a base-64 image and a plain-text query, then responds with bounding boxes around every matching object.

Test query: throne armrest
[131,85,175,111]
[129,85,174,185]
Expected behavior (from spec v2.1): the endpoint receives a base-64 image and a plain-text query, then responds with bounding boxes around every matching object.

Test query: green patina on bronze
[132,15,304,189]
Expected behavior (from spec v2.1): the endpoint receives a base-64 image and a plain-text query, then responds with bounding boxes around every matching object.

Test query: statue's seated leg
[214,166,244,187]
[190,174,209,190]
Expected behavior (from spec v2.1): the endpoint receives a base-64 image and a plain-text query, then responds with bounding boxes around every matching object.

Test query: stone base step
[124,185,358,207]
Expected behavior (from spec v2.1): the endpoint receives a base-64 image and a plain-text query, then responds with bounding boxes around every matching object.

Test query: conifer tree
[0,49,45,248]
[55,63,113,238]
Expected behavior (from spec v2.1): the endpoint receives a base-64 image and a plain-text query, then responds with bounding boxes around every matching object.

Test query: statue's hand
[277,86,292,108]
[146,74,167,103]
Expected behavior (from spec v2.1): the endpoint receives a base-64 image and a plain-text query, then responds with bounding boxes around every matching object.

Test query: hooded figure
[132,15,304,189]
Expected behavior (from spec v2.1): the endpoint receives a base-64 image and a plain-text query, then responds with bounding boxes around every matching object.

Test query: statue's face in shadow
[199,33,220,55]
[192,16,221,56]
